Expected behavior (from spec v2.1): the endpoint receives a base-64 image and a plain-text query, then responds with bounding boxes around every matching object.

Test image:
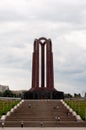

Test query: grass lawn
[65,99,86,120]
[0,99,20,117]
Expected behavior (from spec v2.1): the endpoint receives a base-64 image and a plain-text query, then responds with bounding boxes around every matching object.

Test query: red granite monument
[24,37,64,99]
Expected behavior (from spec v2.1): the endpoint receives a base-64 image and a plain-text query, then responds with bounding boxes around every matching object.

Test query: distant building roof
[0,85,9,92]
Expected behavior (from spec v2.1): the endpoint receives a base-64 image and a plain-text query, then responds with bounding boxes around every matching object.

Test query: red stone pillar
[49,40,54,89]
[46,41,50,89]
[35,41,39,89]
[46,40,54,90]
[41,44,45,88]
[50,52,54,89]
[32,40,39,89]
[32,52,35,88]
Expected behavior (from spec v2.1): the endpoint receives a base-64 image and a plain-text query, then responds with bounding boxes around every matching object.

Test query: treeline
[0,90,22,98]
[64,93,86,98]
[0,90,86,99]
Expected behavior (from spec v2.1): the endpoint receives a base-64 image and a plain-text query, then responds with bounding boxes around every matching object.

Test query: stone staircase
[0,100,86,127]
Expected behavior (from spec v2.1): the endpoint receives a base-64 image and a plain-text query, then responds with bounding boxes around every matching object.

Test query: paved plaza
[0,127,86,130]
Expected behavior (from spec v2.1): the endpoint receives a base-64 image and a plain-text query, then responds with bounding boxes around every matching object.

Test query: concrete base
[23,88,64,99]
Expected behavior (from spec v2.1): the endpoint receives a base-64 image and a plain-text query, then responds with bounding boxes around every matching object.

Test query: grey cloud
[0,0,86,93]
[0,0,86,26]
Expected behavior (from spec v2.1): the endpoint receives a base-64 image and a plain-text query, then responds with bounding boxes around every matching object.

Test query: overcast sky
[0,0,86,95]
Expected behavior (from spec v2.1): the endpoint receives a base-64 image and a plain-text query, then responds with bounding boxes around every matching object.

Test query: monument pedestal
[23,88,64,99]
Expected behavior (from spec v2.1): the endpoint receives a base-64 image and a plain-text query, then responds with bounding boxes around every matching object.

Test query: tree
[64,93,73,98]
[74,93,81,98]
[3,90,14,97]
[0,92,3,97]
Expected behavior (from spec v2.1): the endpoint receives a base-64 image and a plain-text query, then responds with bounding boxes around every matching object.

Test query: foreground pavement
[0,127,86,130]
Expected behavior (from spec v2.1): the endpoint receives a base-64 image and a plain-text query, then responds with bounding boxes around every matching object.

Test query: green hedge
[65,99,86,120]
[0,99,20,117]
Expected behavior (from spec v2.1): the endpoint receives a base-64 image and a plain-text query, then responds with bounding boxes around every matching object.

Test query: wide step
[2,100,86,127]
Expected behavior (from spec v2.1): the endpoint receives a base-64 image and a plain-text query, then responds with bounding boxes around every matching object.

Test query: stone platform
[23,88,64,99]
